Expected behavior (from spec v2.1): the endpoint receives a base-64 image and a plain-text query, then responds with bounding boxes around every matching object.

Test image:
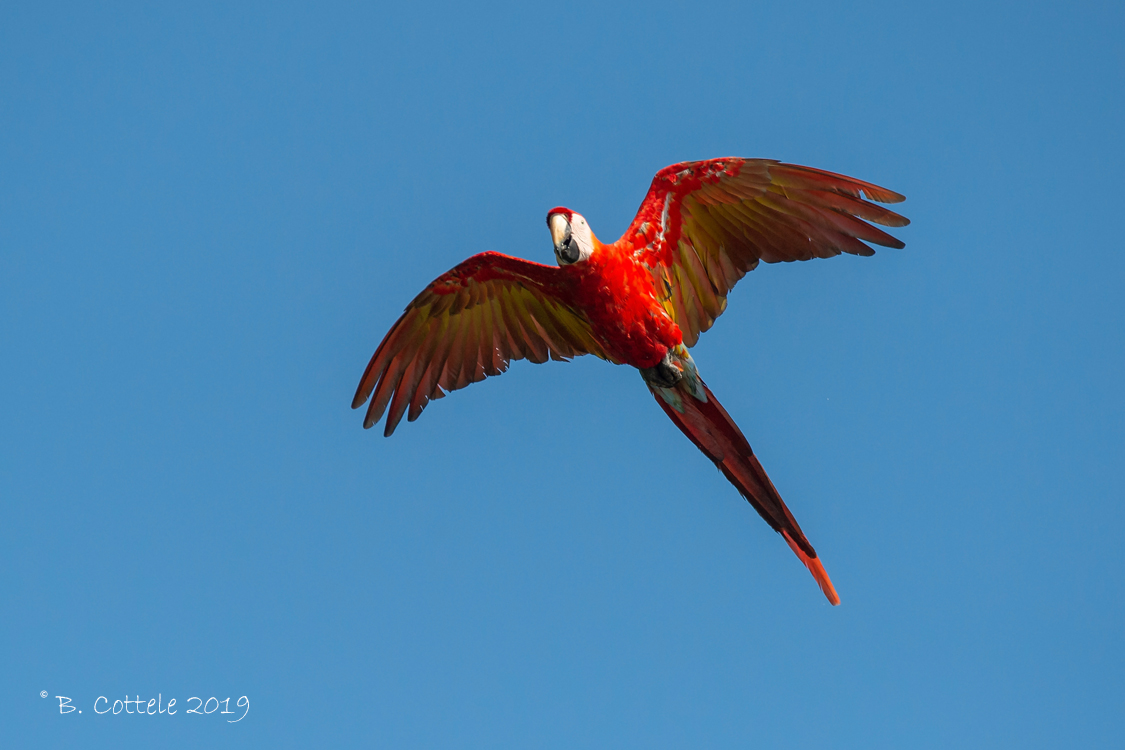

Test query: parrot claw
[639,351,683,388]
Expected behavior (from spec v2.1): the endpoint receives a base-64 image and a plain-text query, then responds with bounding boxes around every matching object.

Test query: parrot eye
[549,210,592,266]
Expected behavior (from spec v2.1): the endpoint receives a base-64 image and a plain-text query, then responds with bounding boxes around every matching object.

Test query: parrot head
[546,208,596,267]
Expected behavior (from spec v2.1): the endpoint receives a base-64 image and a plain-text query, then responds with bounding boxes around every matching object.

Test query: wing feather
[508,287,550,364]
[495,287,528,361]
[625,158,909,345]
[758,191,905,250]
[454,305,483,391]
[409,316,451,423]
[354,252,611,435]
[385,348,426,436]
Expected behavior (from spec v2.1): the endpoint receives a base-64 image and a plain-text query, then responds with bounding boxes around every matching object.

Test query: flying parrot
[352,158,909,605]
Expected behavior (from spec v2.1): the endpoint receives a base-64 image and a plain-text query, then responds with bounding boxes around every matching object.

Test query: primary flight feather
[353,157,909,605]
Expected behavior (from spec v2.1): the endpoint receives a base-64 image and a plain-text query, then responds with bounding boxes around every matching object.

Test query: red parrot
[353,158,909,605]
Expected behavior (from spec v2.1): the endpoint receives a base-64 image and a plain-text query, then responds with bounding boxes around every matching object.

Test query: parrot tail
[645,348,840,606]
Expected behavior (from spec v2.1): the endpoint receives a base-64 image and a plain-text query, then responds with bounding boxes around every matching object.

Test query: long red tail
[650,377,840,605]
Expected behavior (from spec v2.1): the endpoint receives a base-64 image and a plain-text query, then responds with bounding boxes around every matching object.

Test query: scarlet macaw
[353,158,908,604]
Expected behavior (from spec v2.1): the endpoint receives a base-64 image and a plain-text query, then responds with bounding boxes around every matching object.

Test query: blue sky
[2,1,1122,747]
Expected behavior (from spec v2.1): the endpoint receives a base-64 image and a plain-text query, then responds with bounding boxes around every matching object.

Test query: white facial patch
[567,214,595,263]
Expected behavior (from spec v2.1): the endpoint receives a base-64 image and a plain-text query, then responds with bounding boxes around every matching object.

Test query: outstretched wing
[623,158,910,346]
[353,252,615,436]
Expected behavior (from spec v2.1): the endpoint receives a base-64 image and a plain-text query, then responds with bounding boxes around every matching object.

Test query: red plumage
[354,157,908,603]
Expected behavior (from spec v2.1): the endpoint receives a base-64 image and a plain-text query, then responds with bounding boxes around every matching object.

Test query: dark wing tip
[862,187,906,204]
[352,360,383,410]
[883,214,911,228]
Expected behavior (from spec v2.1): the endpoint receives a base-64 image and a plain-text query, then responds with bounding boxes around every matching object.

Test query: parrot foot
[639,351,683,389]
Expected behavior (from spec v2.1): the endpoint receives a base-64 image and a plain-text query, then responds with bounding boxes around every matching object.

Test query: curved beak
[549,213,570,249]
[549,214,579,264]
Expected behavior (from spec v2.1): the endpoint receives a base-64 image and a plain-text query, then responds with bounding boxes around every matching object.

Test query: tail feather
[782,530,841,606]
[649,368,840,605]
